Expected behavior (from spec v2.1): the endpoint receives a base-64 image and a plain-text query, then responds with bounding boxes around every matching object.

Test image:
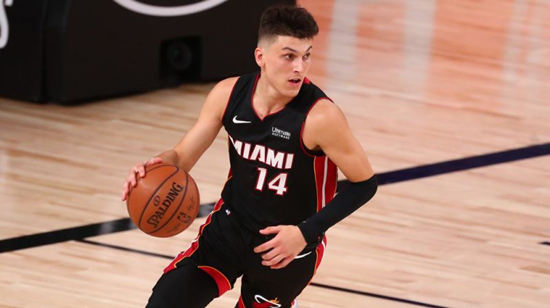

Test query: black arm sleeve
[298,175,378,244]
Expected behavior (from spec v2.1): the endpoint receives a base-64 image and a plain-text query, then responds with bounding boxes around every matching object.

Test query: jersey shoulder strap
[289,77,333,115]
[222,72,258,124]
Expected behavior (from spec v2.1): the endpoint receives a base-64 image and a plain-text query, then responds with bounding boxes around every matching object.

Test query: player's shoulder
[306,98,347,132]
[200,77,240,121]
[203,77,239,111]
[214,71,258,90]
[309,98,343,120]
[210,76,240,97]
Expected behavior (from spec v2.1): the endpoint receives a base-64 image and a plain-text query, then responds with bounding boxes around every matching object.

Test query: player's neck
[253,76,293,119]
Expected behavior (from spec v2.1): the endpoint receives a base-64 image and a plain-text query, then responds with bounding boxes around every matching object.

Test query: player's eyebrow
[282,46,313,53]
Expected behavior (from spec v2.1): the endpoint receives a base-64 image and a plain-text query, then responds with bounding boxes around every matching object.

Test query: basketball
[126,164,200,237]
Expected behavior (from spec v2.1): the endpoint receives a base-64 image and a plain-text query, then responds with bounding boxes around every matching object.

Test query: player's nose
[293,59,304,73]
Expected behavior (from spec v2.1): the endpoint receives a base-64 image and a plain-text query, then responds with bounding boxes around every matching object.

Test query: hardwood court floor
[1,0,549,307]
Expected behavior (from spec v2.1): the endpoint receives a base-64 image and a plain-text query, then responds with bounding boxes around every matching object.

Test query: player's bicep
[324,133,374,182]
[172,77,237,170]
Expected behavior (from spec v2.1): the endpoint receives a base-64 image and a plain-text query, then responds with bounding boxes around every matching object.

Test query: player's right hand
[121,157,163,201]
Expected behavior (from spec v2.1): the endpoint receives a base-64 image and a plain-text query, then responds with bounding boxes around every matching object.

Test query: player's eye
[284,54,294,60]
[303,53,311,60]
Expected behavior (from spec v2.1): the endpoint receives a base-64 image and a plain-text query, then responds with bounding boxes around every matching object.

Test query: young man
[122,5,377,308]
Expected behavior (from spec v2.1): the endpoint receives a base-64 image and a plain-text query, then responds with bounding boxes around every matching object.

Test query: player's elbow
[355,174,378,205]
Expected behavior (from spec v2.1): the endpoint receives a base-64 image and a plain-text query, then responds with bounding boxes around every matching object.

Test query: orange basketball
[126,164,200,237]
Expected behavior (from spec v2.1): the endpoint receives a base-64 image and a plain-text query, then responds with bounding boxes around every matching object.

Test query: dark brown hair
[258,6,319,44]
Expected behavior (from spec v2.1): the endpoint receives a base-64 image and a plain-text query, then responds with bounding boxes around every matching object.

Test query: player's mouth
[288,77,302,87]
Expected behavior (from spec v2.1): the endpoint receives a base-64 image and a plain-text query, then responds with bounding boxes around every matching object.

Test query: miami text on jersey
[229,135,294,170]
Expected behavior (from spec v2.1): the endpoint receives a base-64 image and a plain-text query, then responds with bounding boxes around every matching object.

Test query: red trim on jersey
[325,159,338,204]
[314,236,327,275]
[304,77,311,84]
[249,73,264,121]
[222,77,241,121]
[238,296,247,308]
[313,156,338,212]
[313,157,325,212]
[306,236,327,287]
[163,199,224,274]
[221,167,233,193]
[299,96,334,157]
[250,73,294,121]
[198,265,232,296]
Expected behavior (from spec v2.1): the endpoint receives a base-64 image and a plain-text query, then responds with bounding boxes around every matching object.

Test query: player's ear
[254,47,264,67]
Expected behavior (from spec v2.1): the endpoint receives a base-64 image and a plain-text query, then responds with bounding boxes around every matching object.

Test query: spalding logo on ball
[126,164,200,237]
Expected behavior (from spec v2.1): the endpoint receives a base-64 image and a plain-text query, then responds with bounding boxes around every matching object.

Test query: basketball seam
[147,168,192,235]
[136,165,179,228]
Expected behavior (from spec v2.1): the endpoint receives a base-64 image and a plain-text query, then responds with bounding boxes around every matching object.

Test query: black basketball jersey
[221,72,338,232]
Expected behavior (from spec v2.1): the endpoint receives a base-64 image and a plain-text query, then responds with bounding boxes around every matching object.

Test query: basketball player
[122,5,377,308]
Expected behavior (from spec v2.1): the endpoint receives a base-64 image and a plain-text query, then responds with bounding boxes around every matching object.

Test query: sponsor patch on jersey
[271,127,291,140]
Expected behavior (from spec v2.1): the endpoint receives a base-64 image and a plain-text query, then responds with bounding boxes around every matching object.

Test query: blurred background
[0,0,549,307]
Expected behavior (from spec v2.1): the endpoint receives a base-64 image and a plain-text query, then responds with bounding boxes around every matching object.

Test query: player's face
[256,35,313,98]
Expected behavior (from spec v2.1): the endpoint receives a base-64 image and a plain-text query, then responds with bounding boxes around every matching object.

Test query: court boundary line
[76,238,173,259]
[74,238,451,308]
[0,142,548,254]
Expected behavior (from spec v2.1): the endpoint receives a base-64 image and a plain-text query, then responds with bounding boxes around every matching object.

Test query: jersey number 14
[255,167,288,196]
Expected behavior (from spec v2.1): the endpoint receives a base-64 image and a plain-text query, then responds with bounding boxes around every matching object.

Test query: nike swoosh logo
[233,116,252,124]
[294,251,312,259]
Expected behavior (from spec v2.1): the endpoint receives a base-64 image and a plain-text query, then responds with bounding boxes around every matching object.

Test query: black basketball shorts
[147,199,327,308]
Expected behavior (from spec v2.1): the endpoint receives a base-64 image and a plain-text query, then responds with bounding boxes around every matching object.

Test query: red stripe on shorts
[198,265,232,296]
[238,296,247,308]
[163,199,224,273]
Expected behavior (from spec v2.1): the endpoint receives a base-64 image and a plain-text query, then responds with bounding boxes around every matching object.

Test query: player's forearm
[154,149,180,167]
[298,175,378,244]
[155,145,205,173]
[156,118,222,172]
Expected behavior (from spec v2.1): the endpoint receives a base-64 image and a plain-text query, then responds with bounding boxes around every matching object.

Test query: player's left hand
[254,225,307,269]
